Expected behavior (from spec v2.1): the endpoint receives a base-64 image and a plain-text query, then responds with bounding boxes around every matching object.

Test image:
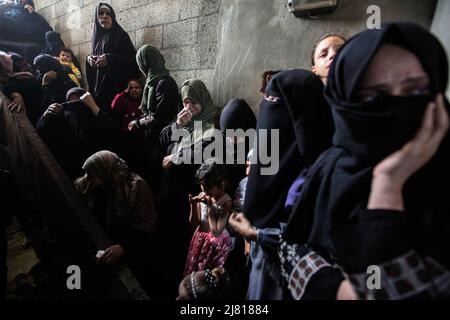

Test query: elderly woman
[85,3,139,111]
[74,150,157,293]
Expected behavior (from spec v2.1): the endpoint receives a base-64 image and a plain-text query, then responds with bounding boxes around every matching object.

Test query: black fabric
[140,76,180,193]
[3,76,43,125]
[283,23,450,276]
[33,54,77,105]
[35,87,115,179]
[42,31,81,71]
[219,98,256,196]
[244,69,334,229]
[86,3,139,111]
[0,2,52,61]
[220,98,256,133]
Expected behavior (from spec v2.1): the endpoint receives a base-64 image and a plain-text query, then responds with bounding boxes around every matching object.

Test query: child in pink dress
[184,159,233,275]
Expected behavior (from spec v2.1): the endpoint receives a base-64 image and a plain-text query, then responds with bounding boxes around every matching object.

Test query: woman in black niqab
[282,23,450,300]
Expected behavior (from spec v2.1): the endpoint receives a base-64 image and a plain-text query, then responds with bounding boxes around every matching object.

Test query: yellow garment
[58,59,81,86]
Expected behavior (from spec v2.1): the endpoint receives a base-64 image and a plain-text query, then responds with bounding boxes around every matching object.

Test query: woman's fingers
[430,94,449,146]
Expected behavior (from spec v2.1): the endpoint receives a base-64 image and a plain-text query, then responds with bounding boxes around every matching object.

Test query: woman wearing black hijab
[282,23,450,300]
[33,54,77,106]
[219,98,256,196]
[42,31,81,71]
[233,69,334,299]
[86,3,139,111]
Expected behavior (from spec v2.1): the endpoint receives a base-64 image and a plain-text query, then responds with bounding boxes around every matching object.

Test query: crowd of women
[1,1,450,300]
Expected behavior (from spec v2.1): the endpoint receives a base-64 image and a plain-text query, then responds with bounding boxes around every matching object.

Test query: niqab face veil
[283,23,450,272]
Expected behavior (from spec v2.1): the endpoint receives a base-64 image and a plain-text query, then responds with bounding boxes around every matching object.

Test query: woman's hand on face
[176,108,192,127]
[42,71,57,86]
[96,54,108,68]
[373,94,448,189]
[162,154,174,170]
[368,94,449,210]
[8,94,26,113]
[44,103,63,117]
[97,244,125,265]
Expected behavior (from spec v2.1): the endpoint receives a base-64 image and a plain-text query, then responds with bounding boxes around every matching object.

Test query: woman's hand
[368,94,449,210]
[42,71,57,86]
[128,120,139,131]
[43,103,63,117]
[24,4,34,13]
[80,92,100,115]
[96,54,108,68]
[8,93,26,113]
[97,244,125,265]
[228,212,258,241]
[87,55,98,68]
[162,154,174,170]
[176,108,192,127]
[336,280,358,300]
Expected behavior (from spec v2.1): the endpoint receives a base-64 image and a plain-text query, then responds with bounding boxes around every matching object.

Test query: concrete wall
[33,0,222,90]
[212,0,437,110]
[33,0,442,110]
[431,0,450,99]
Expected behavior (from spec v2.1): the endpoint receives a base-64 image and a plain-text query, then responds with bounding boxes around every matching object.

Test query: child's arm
[208,199,232,237]
[71,63,82,81]
[188,194,203,228]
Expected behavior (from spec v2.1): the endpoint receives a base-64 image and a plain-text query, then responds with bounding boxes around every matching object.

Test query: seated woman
[33,54,77,106]
[1,50,42,124]
[36,88,116,179]
[281,23,450,300]
[74,150,157,293]
[156,78,220,298]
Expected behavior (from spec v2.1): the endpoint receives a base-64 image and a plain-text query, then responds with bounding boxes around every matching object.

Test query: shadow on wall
[212,0,437,112]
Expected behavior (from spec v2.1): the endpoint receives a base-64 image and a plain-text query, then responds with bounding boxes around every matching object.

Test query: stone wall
[33,0,221,90]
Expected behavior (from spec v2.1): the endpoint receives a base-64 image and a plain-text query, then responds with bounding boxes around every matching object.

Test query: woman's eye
[409,86,430,96]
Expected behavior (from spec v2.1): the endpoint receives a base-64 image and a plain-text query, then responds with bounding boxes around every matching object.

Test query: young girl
[184,159,233,275]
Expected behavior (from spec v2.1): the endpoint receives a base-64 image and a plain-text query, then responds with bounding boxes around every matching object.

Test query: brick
[145,0,181,27]
[160,48,180,70]
[116,6,149,32]
[135,26,163,48]
[171,70,196,87]
[201,0,221,16]
[111,0,135,13]
[197,13,218,69]
[180,0,202,20]
[179,45,200,70]
[195,68,215,90]
[163,18,197,48]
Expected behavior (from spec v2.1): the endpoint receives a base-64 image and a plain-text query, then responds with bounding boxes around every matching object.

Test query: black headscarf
[283,23,450,272]
[220,98,256,133]
[243,69,334,228]
[43,31,64,56]
[86,3,139,110]
[220,98,257,195]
